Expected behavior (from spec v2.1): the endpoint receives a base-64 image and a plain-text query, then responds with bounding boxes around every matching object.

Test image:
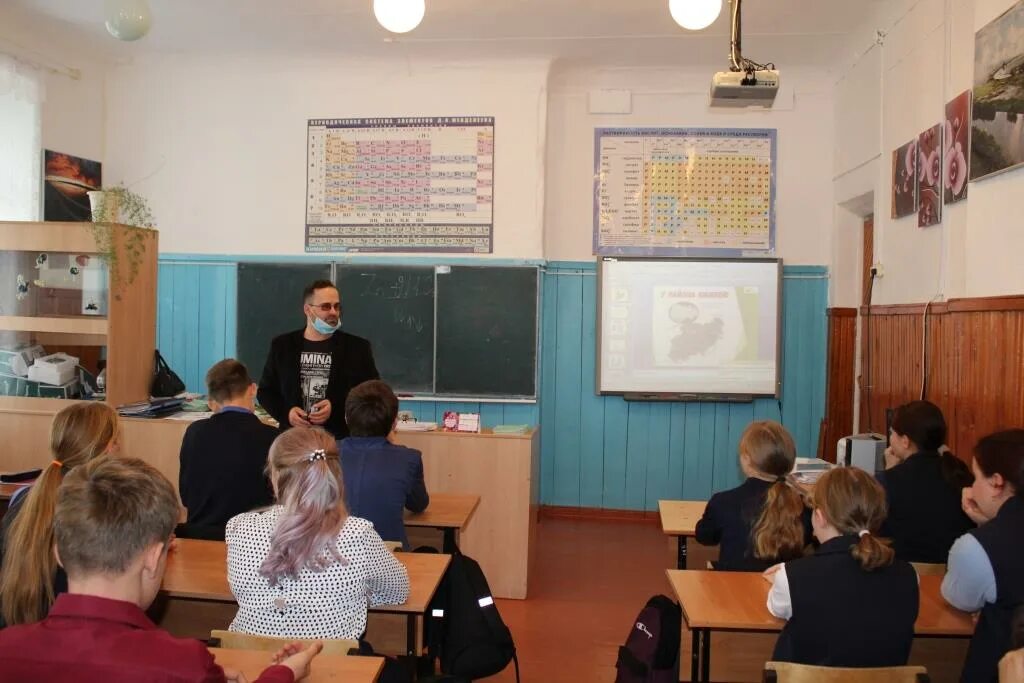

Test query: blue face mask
[311,315,341,335]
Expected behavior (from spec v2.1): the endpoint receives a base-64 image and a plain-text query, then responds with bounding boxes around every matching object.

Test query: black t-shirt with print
[299,339,332,414]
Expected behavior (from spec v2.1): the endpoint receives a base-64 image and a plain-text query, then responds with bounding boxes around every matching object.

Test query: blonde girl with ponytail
[766,467,920,667]
[0,402,120,626]
[695,420,811,571]
[225,426,409,640]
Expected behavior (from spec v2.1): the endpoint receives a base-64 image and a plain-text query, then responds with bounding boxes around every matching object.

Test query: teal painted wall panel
[156,262,238,394]
[538,262,827,509]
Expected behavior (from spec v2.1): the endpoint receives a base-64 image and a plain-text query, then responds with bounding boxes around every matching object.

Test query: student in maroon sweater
[0,456,321,683]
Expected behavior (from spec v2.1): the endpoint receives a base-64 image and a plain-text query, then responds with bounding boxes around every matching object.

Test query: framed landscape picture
[972,0,1024,181]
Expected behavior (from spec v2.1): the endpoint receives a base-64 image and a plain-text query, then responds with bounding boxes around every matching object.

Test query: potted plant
[86,185,157,296]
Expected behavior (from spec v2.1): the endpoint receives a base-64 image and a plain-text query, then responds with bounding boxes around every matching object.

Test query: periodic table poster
[594,128,776,256]
[306,117,494,253]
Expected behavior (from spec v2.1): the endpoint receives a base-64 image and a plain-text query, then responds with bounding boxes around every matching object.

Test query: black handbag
[150,350,186,397]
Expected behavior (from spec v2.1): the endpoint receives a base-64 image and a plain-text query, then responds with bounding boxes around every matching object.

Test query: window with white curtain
[0,53,43,221]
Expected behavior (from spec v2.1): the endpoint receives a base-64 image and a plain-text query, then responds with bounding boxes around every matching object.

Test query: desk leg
[677,536,688,570]
[690,628,701,683]
[701,628,710,683]
[443,528,457,554]
[406,614,416,657]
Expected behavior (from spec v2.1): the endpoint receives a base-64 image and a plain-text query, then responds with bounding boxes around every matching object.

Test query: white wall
[103,56,549,258]
[833,0,1024,304]
[544,64,836,264]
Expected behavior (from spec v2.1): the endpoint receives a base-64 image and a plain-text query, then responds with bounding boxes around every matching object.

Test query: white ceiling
[5,0,881,67]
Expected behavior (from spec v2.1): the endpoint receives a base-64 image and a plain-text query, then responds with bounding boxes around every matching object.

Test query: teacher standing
[258,279,379,439]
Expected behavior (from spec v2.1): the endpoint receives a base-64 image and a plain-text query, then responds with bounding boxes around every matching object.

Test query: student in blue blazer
[338,380,429,549]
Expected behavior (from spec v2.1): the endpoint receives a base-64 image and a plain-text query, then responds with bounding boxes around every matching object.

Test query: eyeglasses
[310,303,341,312]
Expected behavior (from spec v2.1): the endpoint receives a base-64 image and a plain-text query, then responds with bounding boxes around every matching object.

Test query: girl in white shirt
[226,426,409,640]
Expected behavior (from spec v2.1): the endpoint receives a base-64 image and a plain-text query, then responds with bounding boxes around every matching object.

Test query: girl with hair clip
[878,400,974,563]
[694,420,812,571]
[942,429,1024,683]
[766,467,919,667]
[0,402,121,626]
[226,426,409,640]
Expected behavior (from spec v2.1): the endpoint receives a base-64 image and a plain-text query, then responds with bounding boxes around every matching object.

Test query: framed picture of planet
[42,150,102,221]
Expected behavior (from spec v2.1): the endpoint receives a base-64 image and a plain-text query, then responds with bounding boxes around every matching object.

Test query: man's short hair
[344,380,399,437]
[55,457,180,576]
[205,359,253,403]
[303,279,338,304]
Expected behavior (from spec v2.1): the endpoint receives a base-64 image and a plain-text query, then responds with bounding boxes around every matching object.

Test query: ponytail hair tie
[776,475,788,484]
[858,529,870,538]
[52,460,64,469]
[306,449,326,463]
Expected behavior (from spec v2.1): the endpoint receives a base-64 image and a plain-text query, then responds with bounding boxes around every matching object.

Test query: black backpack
[427,551,519,681]
[614,594,681,683]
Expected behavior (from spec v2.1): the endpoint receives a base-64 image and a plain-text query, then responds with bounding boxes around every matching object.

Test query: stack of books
[116,397,185,418]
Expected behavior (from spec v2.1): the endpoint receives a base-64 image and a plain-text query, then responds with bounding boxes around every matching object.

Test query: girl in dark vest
[879,400,974,563]
[942,429,1024,683]
[766,467,919,667]
[694,420,811,571]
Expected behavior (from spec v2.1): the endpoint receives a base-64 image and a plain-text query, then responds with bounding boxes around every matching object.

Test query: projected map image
[652,286,757,366]
[598,259,778,397]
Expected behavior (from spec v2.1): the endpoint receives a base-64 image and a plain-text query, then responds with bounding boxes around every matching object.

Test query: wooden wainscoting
[819,308,858,460]
[848,295,1024,458]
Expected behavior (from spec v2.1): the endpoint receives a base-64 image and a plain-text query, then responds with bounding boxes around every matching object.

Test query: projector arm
[729,0,743,72]
[728,0,774,74]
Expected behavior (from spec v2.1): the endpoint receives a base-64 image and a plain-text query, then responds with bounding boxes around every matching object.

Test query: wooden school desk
[404,493,480,553]
[208,647,384,682]
[162,539,451,657]
[659,500,707,569]
[0,482,29,500]
[667,570,974,683]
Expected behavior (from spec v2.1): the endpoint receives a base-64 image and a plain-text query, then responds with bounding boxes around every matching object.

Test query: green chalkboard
[236,263,331,382]
[435,266,538,397]
[335,265,434,392]
[236,263,539,398]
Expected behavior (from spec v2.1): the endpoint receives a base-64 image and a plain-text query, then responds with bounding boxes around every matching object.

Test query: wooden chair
[764,662,930,683]
[910,562,946,576]
[210,630,358,658]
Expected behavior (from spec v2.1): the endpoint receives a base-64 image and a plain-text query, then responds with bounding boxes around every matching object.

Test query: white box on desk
[28,352,79,386]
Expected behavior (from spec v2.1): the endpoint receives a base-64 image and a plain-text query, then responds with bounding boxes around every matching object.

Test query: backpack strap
[511,650,521,683]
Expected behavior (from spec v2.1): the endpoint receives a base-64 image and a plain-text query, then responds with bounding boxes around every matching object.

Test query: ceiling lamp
[104,0,152,41]
[373,0,426,34]
[669,0,722,31]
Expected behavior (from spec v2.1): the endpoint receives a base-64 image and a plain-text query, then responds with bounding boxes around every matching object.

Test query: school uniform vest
[961,495,1024,683]
[773,535,919,667]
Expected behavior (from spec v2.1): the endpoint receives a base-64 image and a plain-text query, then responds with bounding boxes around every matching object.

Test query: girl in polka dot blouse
[226,427,409,640]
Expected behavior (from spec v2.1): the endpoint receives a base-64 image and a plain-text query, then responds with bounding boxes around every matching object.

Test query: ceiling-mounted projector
[709,0,779,108]
[710,69,780,107]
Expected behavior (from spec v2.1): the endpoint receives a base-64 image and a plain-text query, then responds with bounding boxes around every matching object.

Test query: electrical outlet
[871,262,885,278]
